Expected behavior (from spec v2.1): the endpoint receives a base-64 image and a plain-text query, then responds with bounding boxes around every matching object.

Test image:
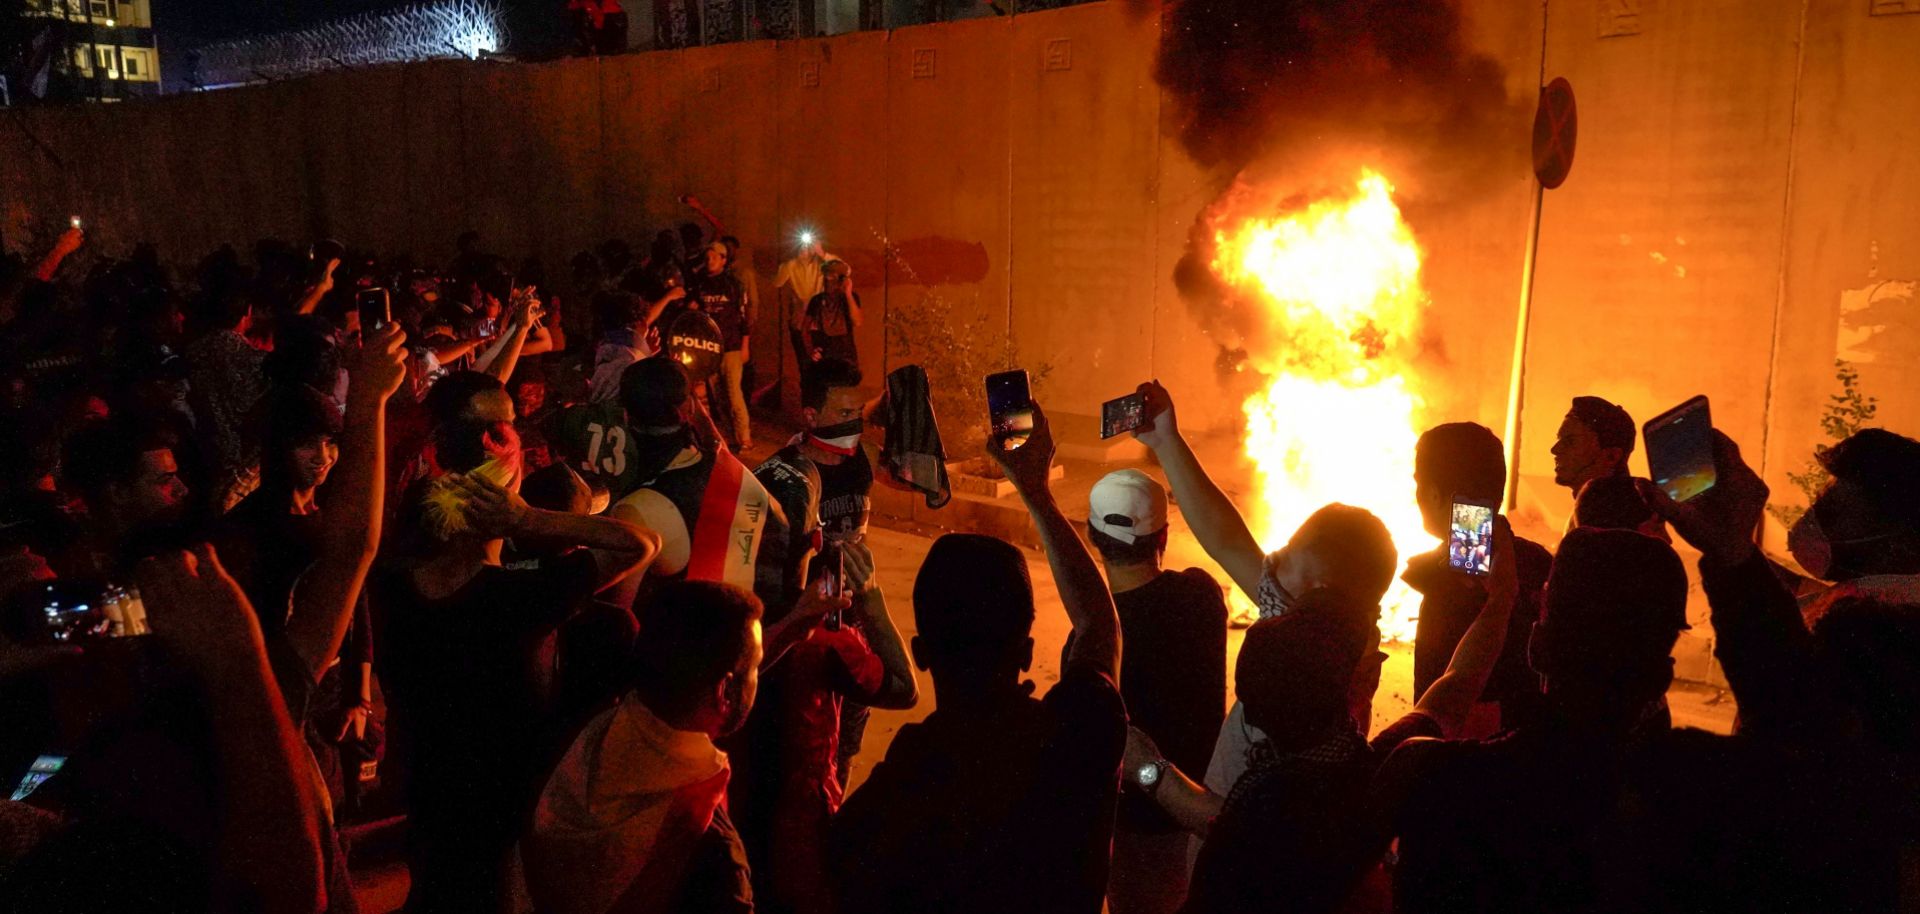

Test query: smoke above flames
[1156,0,1523,182]
[1156,0,1529,361]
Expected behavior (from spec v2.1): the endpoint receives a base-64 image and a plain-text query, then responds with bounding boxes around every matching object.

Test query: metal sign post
[1502,76,1577,510]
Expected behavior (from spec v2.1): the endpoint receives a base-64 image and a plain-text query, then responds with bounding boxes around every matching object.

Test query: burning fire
[1211,170,1431,642]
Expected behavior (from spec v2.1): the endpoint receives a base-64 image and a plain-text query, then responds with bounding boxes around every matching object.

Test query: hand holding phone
[1644,395,1716,503]
[1448,496,1497,577]
[985,369,1034,451]
[1101,389,1150,440]
[357,288,392,332]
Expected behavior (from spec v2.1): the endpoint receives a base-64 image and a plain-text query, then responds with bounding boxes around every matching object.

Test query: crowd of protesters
[0,206,1917,914]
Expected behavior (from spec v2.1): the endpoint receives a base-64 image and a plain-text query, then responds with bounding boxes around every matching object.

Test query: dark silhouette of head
[1237,592,1370,749]
[1415,422,1506,539]
[619,356,691,430]
[911,534,1037,696]
[1572,473,1668,541]
[1790,428,1920,580]
[1272,504,1398,618]
[630,581,764,737]
[1531,528,1688,727]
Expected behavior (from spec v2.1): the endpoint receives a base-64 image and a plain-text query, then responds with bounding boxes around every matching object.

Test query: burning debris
[1155,1,1527,639]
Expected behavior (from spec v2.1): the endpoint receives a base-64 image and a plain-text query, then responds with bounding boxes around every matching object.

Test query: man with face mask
[1787,428,1920,617]
[752,357,889,786]
[372,393,659,914]
[527,581,766,914]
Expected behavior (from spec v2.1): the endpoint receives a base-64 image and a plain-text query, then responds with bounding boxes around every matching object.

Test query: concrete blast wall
[3,1,1918,613]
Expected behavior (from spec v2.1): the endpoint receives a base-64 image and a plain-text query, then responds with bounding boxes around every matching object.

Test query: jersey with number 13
[547,401,649,498]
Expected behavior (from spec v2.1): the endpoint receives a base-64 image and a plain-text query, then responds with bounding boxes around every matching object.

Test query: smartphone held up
[1644,395,1716,503]
[1101,389,1150,440]
[357,288,392,332]
[1449,496,1496,577]
[985,369,1034,450]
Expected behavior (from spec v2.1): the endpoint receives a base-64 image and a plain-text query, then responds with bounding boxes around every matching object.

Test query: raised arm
[138,546,327,914]
[460,473,661,592]
[644,284,687,330]
[474,293,544,382]
[990,403,1120,681]
[1134,381,1266,599]
[1412,516,1517,736]
[292,259,339,315]
[844,540,919,710]
[682,194,729,237]
[30,227,84,283]
[284,323,406,682]
[428,337,483,364]
[1638,432,1843,741]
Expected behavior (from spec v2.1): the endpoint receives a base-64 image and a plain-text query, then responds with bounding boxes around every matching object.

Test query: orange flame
[1211,170,1430,642]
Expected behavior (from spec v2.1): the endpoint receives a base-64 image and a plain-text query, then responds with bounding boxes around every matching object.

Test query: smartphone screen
[985,369,1033,450]
[1449,497,1496,577]
[357,288,391,332]
[1644,395,1716,503]
[1101,391,1149,440]
[812,544,845,629]
[11,755,65,802]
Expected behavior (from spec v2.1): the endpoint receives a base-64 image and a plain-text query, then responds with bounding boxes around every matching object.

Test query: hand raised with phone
[1636,430,1769,567]
[989,401,1058,499]
[1485,515,1519,607]
[1132,380,1181,452]
[349,322,409,405]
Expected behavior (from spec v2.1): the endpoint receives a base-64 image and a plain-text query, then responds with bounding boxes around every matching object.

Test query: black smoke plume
[1156,0,1524,182]
[1156,0,1529,377]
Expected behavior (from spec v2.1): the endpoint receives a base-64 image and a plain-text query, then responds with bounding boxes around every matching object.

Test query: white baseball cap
[1088,469,1169,544]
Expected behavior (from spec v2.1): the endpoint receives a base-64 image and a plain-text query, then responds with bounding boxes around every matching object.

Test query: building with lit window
[7,0,160,103]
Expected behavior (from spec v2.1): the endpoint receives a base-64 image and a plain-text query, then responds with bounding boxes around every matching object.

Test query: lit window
[124,57,139,76]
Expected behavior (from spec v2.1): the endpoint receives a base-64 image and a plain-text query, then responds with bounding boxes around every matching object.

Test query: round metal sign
[1532,77,1578,190]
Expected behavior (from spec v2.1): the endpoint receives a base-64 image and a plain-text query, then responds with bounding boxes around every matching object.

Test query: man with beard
[1550,396,1636,501]
[527,580,765,914]
[60,417,195,587]
[371,397,659,914]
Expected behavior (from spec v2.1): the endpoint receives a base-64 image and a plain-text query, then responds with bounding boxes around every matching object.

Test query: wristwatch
[1133,759,1170,796]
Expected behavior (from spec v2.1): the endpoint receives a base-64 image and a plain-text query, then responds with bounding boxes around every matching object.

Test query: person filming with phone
[832,397,1127,914]
[1130,381,1397,800]
[1127,516,1520,914]
[1404,422,1553,737]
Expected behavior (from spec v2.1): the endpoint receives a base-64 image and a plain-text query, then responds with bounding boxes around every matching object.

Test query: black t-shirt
[806,292,859,363]
[753,449,822,617]
[372,549,598,794]
[689,270,749,351]
[1405,538,1553,730]
[1063,568,1226,830]
[810,445,872,545]
[831,665,1127,914]
[1184,712,1442,914]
